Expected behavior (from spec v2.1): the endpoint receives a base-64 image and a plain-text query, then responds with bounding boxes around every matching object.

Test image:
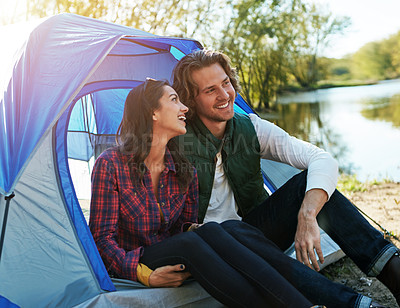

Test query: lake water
[262,79,400,182]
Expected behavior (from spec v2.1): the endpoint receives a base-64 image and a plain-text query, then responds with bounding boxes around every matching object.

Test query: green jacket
[175,113,268,223]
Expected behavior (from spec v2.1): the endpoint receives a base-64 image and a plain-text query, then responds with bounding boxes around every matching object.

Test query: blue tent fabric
[55,105,116,292]
[0,13,201,195]
[0,295,20,308]
[0,13,206,306]
[1,15,122,195]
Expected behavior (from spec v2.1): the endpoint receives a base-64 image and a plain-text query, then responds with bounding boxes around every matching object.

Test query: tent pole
[0,192,15,262]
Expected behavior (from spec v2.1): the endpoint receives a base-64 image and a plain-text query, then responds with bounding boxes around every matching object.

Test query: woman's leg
[141,231,267,308]
[193,222,314,307]
[220,220,371,308]
[141,229,312,308]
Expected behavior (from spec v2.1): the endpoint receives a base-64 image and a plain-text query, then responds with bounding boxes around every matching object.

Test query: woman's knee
[177,232,202,249]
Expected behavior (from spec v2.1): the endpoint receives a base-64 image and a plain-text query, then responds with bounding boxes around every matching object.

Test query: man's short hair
[172,49,240,119]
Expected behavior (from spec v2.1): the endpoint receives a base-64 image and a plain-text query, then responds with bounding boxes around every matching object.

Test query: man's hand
[148,264,191,288]
[295,214,324,271]
[294,188,328,271]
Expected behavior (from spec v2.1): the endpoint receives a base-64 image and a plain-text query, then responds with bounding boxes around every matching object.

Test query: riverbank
[322,181,400,307]
[278,79,379,94]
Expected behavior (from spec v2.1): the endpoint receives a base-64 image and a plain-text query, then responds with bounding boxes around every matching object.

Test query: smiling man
[173,49,400,308]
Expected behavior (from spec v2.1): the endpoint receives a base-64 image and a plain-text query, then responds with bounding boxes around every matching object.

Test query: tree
[219,0,350,109]
[351,42,389,80]
[287,2,350,88]
[14,0,227,42]
[220,0,294,109]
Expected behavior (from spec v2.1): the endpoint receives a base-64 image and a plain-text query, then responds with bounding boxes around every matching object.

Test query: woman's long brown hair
[116,79,193,193]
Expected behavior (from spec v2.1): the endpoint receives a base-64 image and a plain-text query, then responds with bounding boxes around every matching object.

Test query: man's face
[191,63,236,128]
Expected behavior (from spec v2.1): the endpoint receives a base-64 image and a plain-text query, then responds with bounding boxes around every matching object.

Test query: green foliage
[350,31,400,81]
[287,3,350,89]
[218,0,349,109]
[2,0,360,110]
[337,174,394,193]
[19,0,228,40]
[337,174,368,193]
[219,0,287,109]
[318,57,352,81]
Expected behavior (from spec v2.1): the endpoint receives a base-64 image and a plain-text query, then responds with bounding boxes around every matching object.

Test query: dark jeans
[221,220,366,308]
[242,170,398,304]
[140,222,313,308]
[243,170,397,276]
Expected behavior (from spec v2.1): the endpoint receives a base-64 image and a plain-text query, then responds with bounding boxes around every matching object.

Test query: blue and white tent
[0,13,342,308]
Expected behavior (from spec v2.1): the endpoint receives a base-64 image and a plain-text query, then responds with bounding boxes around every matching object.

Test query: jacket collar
[190,114,234,151]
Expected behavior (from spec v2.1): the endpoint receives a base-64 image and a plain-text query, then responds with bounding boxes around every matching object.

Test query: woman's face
[152,85,189,139]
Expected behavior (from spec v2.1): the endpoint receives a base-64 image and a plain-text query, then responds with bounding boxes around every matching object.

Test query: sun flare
[0,0,28,25]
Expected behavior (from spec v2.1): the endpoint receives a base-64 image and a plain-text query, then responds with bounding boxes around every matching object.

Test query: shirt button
[133,192,137,196]
[153,232,157,236]
[160,202,165,206]
[160,184,164,188]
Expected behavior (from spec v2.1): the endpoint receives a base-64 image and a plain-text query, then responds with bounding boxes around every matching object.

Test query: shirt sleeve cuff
[136,263,153,287]
[306,172,338,199]
[181,222,195,232]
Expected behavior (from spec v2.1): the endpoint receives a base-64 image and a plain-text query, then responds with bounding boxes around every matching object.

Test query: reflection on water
[261,79,400,182]
[361,94,400,128]
[261,103,354,174]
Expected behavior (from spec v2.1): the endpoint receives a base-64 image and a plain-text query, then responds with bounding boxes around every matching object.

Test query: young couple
[90,50,400,308]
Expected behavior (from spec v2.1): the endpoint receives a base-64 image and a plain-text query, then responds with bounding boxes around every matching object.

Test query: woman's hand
[148,264,191,287]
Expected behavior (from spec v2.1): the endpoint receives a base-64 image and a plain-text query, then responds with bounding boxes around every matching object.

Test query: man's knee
[290,169,307,187]
[221,220,264,237]
[221,219,248,231]
[196,221,223,235]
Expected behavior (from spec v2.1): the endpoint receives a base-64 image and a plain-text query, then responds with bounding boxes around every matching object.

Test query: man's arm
[249,113,338,199]
[295,188,328,271]
[249,114,338,270]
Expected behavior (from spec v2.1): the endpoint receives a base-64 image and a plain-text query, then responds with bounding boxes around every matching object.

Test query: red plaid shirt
[89,147,198,281]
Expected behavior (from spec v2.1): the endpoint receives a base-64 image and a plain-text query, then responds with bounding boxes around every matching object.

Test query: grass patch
[337,174,394,193]
[337,174,368,193]
[321,257,353,280]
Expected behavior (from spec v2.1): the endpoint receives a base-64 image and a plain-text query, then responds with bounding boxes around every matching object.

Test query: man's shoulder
[231,112,257,134]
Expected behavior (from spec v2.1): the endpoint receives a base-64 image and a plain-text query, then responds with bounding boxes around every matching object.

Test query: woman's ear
[152,112,157,121]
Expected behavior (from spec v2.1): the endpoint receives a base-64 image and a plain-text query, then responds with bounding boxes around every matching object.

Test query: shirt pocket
[168,193,185,222]
[119,187,147,219]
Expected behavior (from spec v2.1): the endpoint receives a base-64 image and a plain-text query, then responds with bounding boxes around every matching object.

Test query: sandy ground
[321,182,400,308]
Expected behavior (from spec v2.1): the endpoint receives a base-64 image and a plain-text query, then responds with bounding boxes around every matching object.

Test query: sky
[308,0,400,58]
